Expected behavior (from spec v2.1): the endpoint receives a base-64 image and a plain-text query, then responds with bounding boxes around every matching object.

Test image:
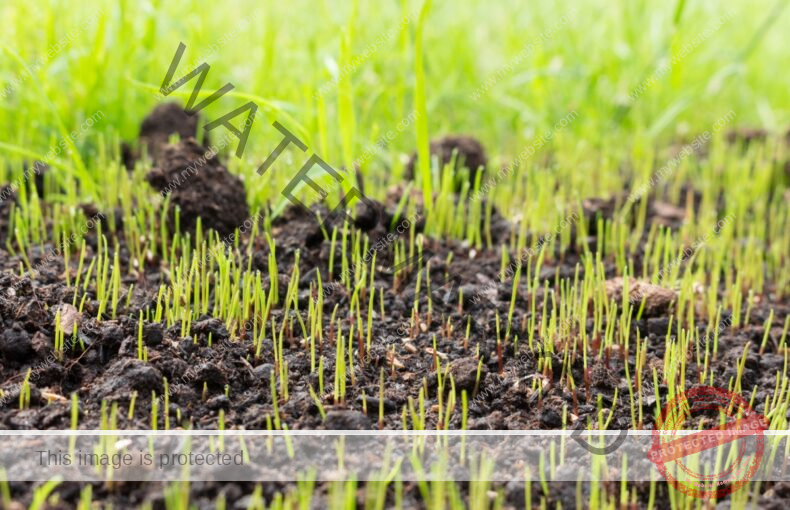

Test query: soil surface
[0,110,787,509]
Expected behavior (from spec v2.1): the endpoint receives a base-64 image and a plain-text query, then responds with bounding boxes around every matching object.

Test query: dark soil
[0,109,786,508]
[145,137,249,237]
[406,135,488,191]
[0,189,786,506]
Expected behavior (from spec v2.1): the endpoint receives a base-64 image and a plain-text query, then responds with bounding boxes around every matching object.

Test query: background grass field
[1,0,788,210]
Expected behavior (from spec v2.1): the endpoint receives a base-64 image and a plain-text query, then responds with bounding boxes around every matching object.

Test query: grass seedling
[111,250,121,318]
[0,469,10,510]
[378,368,386,430]
[151,390,158,430]
[366,254,376,353]
[128,391,138,421]
[270,370,281,430]
[308,385,326,420]
[760,309,774,354]
[318,357,325,395]
[19,369,31,410]
[29,479,61,510]
[137,312,144,361]
[780,315,790,352]
[163,377,170,430]
[71,239,87,305]
[472,358,483,398]
[54,309,65,360]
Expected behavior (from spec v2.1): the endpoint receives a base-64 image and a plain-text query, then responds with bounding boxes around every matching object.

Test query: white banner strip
[0,431,788,482]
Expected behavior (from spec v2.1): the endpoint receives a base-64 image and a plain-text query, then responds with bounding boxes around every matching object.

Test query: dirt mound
[145,138,249,238]
[121,103,208,168]
[406,135,487,191]
[140,103,206,158]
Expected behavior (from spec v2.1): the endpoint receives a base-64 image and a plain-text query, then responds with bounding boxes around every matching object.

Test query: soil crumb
[145,138,249,238]
[406,135,487,191]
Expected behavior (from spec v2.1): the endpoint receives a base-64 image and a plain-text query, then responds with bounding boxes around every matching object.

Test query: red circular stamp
[646,386,767,499]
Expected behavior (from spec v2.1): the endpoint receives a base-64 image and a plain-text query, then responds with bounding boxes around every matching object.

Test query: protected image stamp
[647,386,767,499]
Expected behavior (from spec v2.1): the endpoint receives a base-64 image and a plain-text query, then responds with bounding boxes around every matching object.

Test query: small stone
[324,410,372,430]
[207,394,231,411]
[192,317,229,341]
[358,396,397,412]
[30,331,51,357]
[99,322,125,347]
[605,277,677,318]
[647,317,673,338]
[90,359,163,401]
[450,357,487,392]
[252,363,275,380]
[194,363,227,390]
[540,408,562,428]
[0,325,33,363]
[54,303,82,333]
[143,323,164,345]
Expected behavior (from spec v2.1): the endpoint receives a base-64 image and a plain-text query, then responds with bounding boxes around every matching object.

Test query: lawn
[0,0,789,508]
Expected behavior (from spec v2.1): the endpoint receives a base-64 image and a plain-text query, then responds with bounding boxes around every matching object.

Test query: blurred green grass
[0,0,787,209]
